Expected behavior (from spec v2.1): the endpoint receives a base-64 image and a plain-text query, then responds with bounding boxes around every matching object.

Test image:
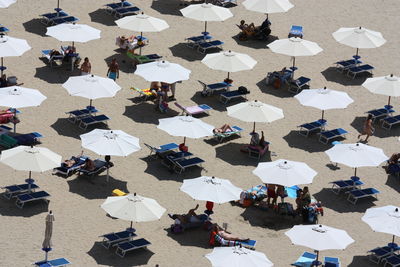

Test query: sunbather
[107,58,119,81]
[213,124,233,134]
[300,186,311,207]
[238,20,257,40]
[80,57,91,75]
[63,151,84,167]
[213,224,249,242]
[82,158,95,171]
[168,204,202,224]
[358,114,374,143]
[383,153,400,174]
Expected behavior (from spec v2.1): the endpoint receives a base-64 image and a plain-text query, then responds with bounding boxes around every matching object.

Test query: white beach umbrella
[180,176,242,203]
[227,100,284,131]
[46,23,101,46]
[362,205,400,244]
[157,115,214,143]
[0,0,16,8]
[101,193,166,229]
[135,60,191,84]
[180,3,233,33]
[325,143,388,177]
[253,159,317,187]
[201,50,257,79]
[62,74,121,107]
[362,74,400,105]
[332,27,386,57]
[206,246,274,267]
[294,87,354,120]
[286,224,354,265]
[267,37,323,71]
[0,86,47,132]
[242,0,293,18]
[0,35,31,75]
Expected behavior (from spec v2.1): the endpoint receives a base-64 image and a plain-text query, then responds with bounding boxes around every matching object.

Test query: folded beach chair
[214,125,243,142]
[52,16,79,26]
[13,132,43,146]
[114,6,141,18]
[319,128,348,144]
[368,245,400,264]
[347,64,374,79]
[291,252,317,267]
[129,53,162,64]
[197,40,224,54]
[78,159,110,177]
[324,257,340,267]
[3,183,39,199]
[347,188,380,205]
[367,106,395,122]
[198,80,231,96]
[381,115,400,130]
[288,25,303,38]
[289,76,311,94]
[185,34,213,48]
[219,90,248,104]
[382,255,400,267]
[53,156,88,177]
[105,1,132,14]
[15,191,50,209]
[115,238,151,258]
[66,106,98,123]
[79,114,110,130]
[40,11,69,25]
[248,141,270,160]
[174,102,212,116]
[130,87,155,101]
[34,258,71,267]
[298,119,327,137]
[144,142,179,159]
[0,133,18,148]
[101,230,137,249]
[173,157,205,174]
[331,176,364,194]
[335,58,362,72]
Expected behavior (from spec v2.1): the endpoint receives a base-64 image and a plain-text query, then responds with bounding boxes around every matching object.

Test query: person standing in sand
[107,58,119,81]
[358,114,374,143]
[80,57,91,75]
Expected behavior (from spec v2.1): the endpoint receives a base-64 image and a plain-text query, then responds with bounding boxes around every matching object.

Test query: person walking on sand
[80,57,91,75]
[358,114,374,143]
[107,58,119,81]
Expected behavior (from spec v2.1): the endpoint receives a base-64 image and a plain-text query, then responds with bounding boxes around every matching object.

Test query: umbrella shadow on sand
[164,228,210,248]
[385,174,400,194]
[51,118,109,140]
[256,79,295,98]
[190,92,228,112]
[67,175,128,200]
[215,142,271,166]
[87,241,154,266]
[35,66,77,84]
[321,67,370,86]
[151,0,182,16]
[348,255,372,267]
[169,43,205,62]
[0,198,48,217]
[123,104,180,125]
[240,206,297,230]
[22,18,47,37]
[350,116,400,138]
[88,9,116,26]
[231,34,278,50]
[282,131,331,153]
[313,188,376,213]
[104,54,134,74]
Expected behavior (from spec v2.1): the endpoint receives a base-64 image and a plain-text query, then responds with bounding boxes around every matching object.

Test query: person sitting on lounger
[213,224,249,242]
[168,204,202,224]
[300,186,311,208]
[82,158,95,171]
[213,124,234,134]
[383,153,400,174]
[238,20,257,40]
[63,151,84,168]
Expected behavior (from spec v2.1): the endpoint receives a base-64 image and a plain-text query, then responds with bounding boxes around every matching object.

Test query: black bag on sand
[238,86,249,94]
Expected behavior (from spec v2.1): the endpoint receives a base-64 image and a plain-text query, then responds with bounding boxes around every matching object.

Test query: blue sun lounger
[15,191,50,209]
[52,16,79,26]
[381,115,400,130]
[324,257,340,267]
[197,40,224,54]
[40,11,69,25]
[114,6,140,18]
[347,188,380,205]
[186,34,213,47]
[144,142,179,158]
[288,25,303,38]
[34,257,71,267]
[331,176,364,194]
[319,128,348,144]
[198,80,231,96]
[53,156,88,177]
[291,252,317,267]
[78,159,110,177]
[368,245,400,264]
[13,132,43,145]
[101,230,137,249]
[3,183,39,199]
[213,125,243,142]
[66,107,98,123]
[163,151,193,169]
[298,119,327,137]
[219,90,248,104]
[335,58,362,72]
[367,106,395,122]
[382,255,400,267]
[105,1,132,14]
[347,64,374,79]
[173,157,205,174]
[116,238,151,258]
[289,76,311,94]
[79,114,110,130]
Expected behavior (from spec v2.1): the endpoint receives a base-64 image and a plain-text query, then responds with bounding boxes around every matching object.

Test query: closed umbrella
[180,176,242,203]
[285,224,354,266]
[46,23,101,47]
[0,86,47,132]
[362,74,400,106]
[362,205,400,244]
[42,211,55,261]
[0,35,31,75]
[135,60,191,84]
[253,159,317,187]
[242,0,293,20]
[101,193,166,230]
[180,3,233,33]
[294,87,354,120]
[206,246,274,267]
[0,0,16,8]
[332,27,386,57]
[325,143,388,177]
[62,74,121,107]
[227,100,284,132]
[201,50,257,79]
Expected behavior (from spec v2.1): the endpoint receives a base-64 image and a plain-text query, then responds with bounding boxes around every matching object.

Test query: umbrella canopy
[101,193,166,223]
[80,129,140,157]
[180,176,242,203]
[242,0,293,15]
[268,37,322,57]
[252,159,317,187]
[294,87,354,120]
[206,246,274,267]
[0,86,47,108]
[116,13,169,32]
[0,0,16,8]
[332,27,386,56]
[0,35,31,57]
[135,60,191,84]
[157,116,214,142]
[362,74,400,105]
[201,50,257,79]
[62,74,121,106]
[46,23,101,43]
[42,211,55,249]
[362,205,400,243]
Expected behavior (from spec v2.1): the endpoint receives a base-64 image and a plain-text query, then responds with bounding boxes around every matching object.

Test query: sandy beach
[0,0,399,266]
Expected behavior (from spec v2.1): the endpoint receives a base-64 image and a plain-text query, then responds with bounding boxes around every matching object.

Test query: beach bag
[238,86,248,94]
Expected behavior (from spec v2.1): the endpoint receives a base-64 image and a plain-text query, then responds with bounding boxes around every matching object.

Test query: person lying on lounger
[213,124,234,134]
[82,158,95,171]
[168,204,202,224]
[63,151,85,168]
[213,224,249,242]
[383,153,400,174]
[238,20,257,40]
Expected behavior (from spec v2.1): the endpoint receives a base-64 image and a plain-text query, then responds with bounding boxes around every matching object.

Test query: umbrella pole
[227,72,230,80]
[355,48,359,57]
[105,155,111,183]
[139,31,143,56]
[313,250,320,266]
[321,110,324,121]
[388,96,391,106]
[13,108,17,133]
[354,167,357,177]
[252,122,256,133]
[89,99,92,109]
[204,21,207,34]
[183,136,186,145]
[57,0,59,10]
[1,57,3,76]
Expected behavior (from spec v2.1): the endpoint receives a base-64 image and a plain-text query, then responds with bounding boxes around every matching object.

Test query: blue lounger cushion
[79,114,110,129]
[347,188,380,204]
[157,143,179,153]
[52,16,79,25]
[324,257,340,267]
[347,64,374,78]
[292,251,317,267]
[115,6,140,16]
[219,90,248,104]
[198,40,224,53]
[186,35,213,42]
[174,157,205,173]
[35,257,71,267]
[16,191,50,208]
[319,128,348,144]
[102,230,137,249]
[4,183,39,193]
[13,132,43,145]
[116,238,151,257]
[41,11,69,19]
[106,2,132,9]
[298,119,326,136]
[382,115,400,130]
[384,255,400,266]
[208,82,229,90]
